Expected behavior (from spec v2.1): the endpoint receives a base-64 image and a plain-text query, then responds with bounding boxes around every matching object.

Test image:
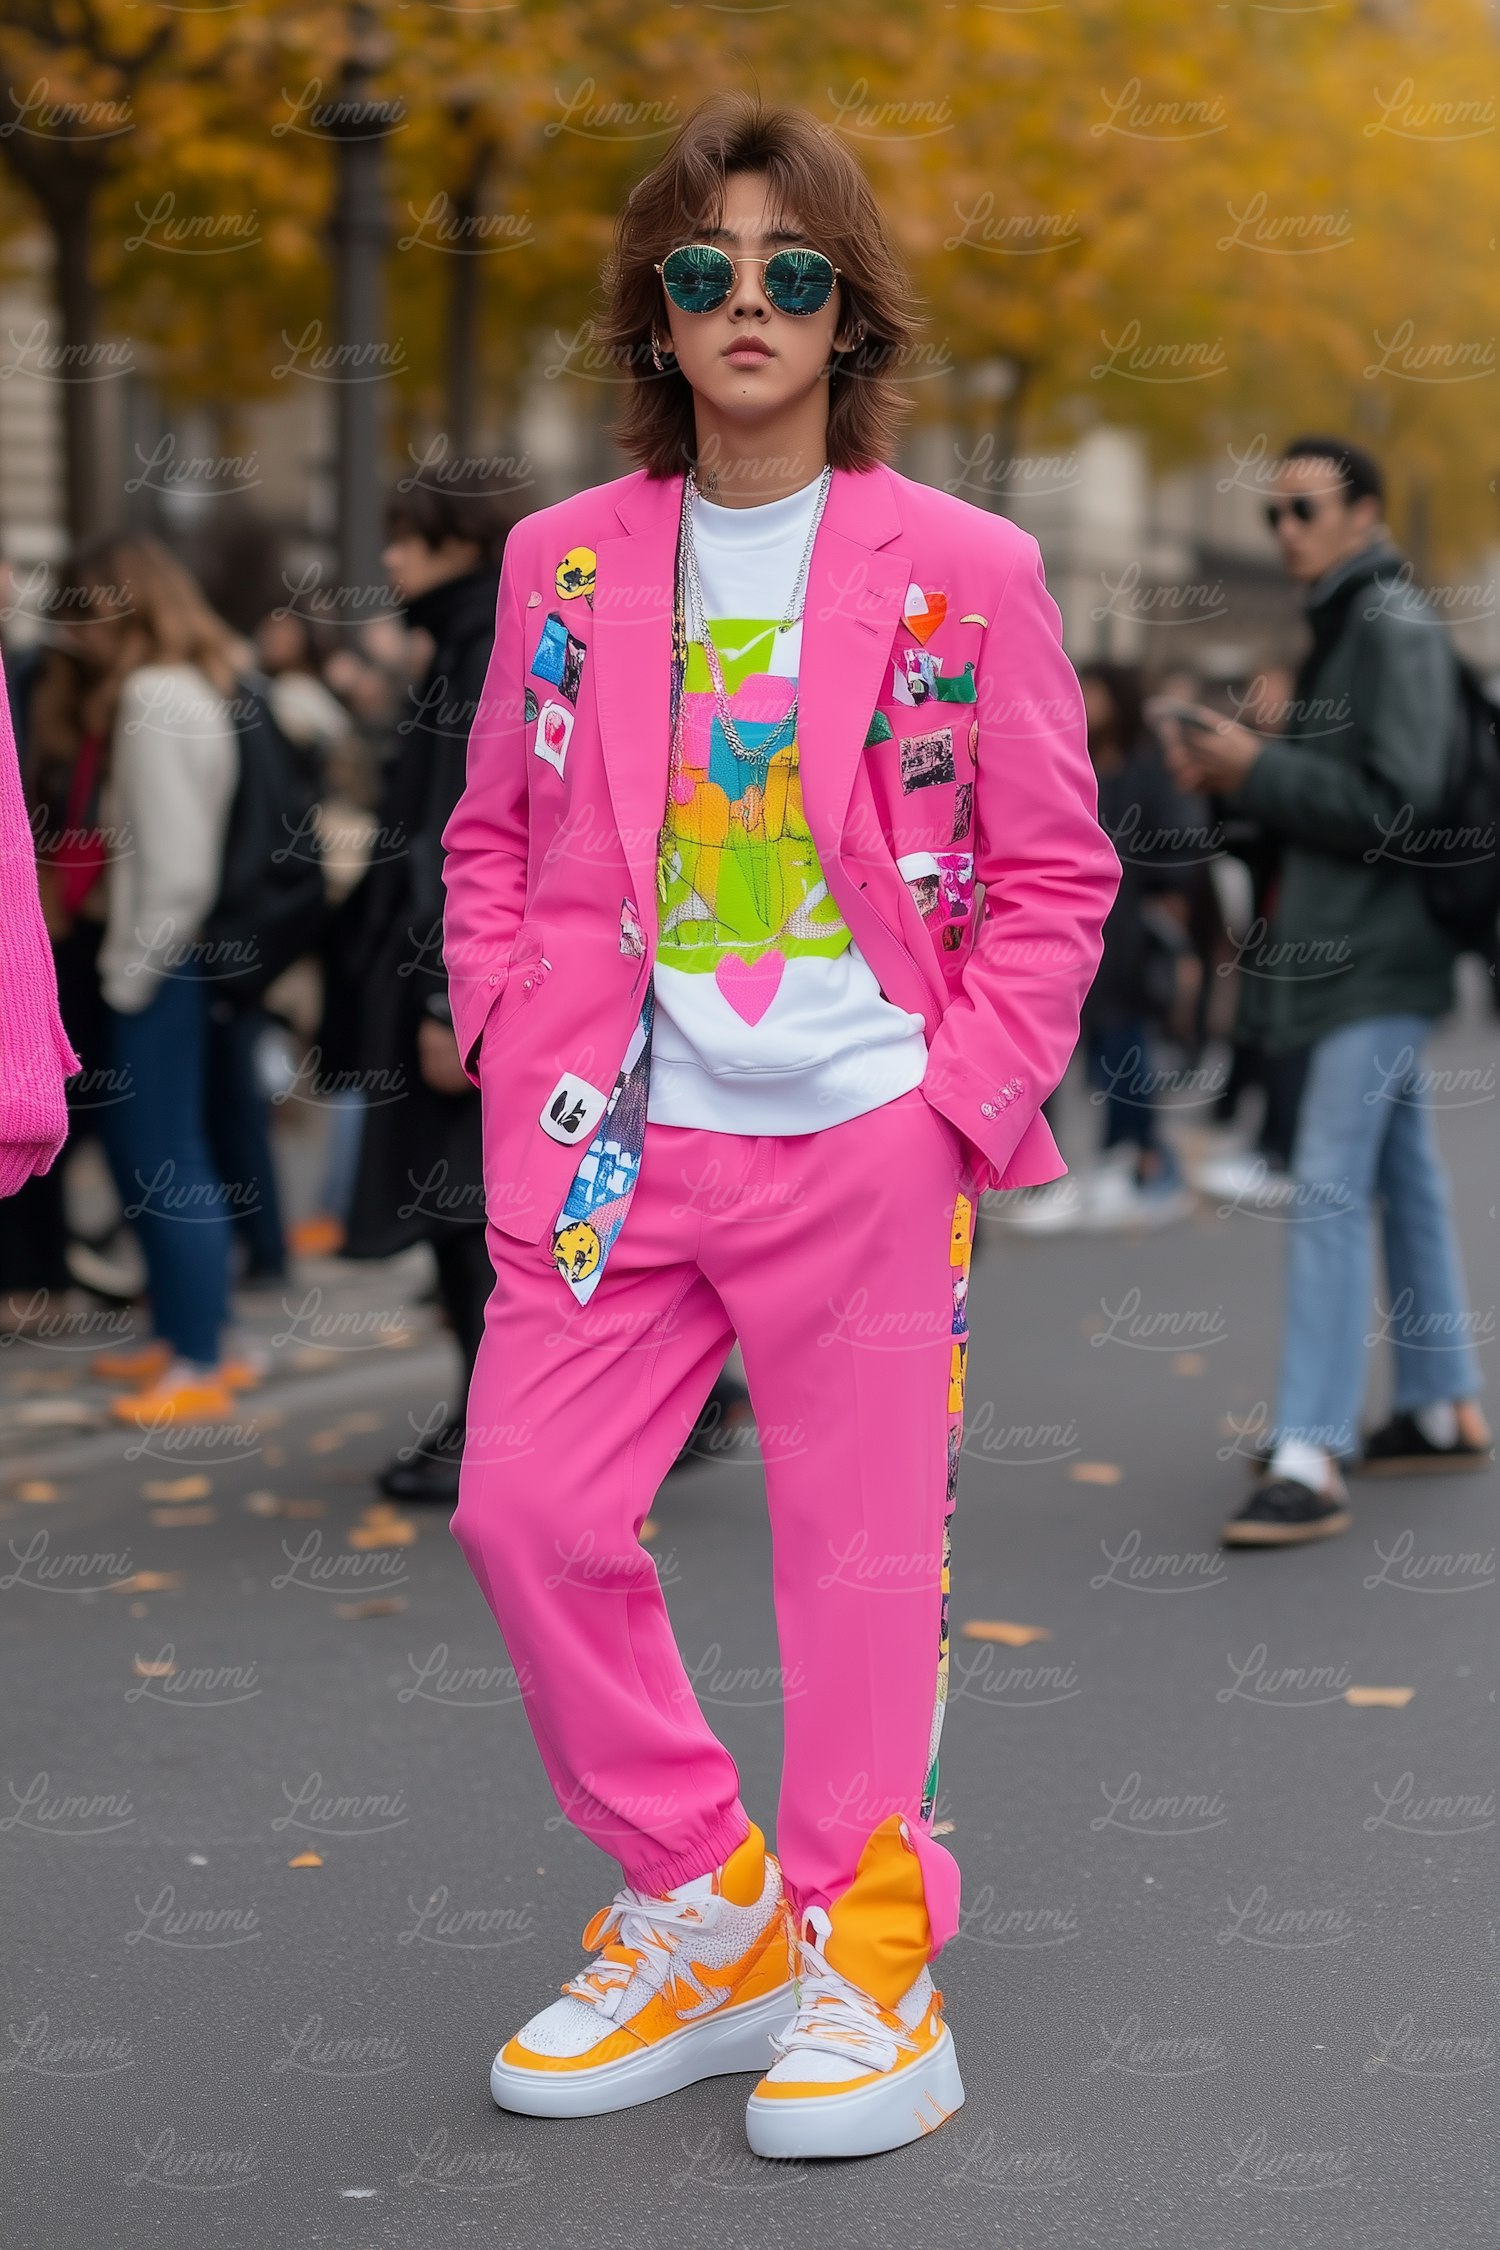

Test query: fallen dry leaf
[142,1476,210,1501]
[10,1399,99,1431]
[339,1411,384,1434]
[334,1596,408,1620]
[149,1505,215,1528]
[308,1429,345,1455]
[132,1656,177,1678]
[640,1518,659,1542]
[346,1503,416,1551]
[14,1480,59,1503]
[108,1571,183,1594]
[1070,1462,1124,1485]
[961,1621,1052,1647]
[932,1820,956,1836]
[287,1851,323,1868]
[1344,1686,1415,1708]
[1172,1354,1205,1376]
[245,1492,324,1519]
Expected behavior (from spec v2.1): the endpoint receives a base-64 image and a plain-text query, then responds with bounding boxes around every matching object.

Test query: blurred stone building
[4,251,1498,690]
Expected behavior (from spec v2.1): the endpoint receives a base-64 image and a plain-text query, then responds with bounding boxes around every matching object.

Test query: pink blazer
[442,462,1120,1245]
[0,651,80,1199]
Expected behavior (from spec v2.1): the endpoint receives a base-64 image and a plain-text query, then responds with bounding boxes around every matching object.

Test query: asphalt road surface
[5,1006,1495,2250]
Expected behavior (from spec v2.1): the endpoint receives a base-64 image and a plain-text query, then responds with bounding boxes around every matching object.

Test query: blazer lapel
[794,465,909,871]
[592,472,681,950]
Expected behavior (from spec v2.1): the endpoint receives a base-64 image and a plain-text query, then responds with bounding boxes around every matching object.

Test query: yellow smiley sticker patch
[556,547,596,604]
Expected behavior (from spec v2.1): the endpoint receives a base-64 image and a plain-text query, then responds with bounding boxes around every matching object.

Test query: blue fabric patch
[530,612,569,687]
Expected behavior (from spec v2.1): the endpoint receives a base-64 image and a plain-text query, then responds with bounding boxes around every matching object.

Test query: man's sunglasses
[656,243,841,317]
[1264,494,1329,529]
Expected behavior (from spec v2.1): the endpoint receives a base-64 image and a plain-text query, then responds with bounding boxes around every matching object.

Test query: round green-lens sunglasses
[655,243,841,317]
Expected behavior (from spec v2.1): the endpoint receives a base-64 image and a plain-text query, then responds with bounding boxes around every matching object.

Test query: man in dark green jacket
[1162,436,1491,1545]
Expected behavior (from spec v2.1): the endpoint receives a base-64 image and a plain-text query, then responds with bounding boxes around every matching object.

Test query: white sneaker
[996,1178,1087,1234]
[1078,1164,1195,1233]
[489,1822,794,2117]
[1190,1150,1295,1211]
[745,1906,965,2159]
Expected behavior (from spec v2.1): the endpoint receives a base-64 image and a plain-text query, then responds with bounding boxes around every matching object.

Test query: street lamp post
[327,4,398,595]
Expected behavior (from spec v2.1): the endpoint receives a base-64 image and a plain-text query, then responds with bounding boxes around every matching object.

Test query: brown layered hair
[44,533,247,745]
[601,94,920,478]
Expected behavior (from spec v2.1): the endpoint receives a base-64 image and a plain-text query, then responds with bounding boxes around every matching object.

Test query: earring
[650,330,677,373]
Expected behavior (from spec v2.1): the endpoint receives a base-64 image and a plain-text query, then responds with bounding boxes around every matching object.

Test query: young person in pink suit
[441,95,1119,2158]
[0,649,79,1200]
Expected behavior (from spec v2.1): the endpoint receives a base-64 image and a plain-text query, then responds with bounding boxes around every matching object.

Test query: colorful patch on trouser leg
[549,985,655,1306]
[921,1521,953,1825]
[922,1184,973,1825]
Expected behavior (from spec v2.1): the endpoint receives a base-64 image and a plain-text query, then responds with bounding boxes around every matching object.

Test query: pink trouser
[450,1083,972,1955]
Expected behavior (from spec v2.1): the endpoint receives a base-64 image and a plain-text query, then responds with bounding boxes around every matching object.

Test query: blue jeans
[205,1003,287,1278]
[1274,1014,1484,1458]
[1084,1018,1181,1181]
[102,963,230,1366]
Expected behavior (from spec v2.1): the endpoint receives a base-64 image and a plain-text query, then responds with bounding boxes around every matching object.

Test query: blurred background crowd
[1,2,1498,1503]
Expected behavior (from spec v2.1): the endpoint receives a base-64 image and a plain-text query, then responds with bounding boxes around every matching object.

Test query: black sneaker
[1353,1411,1495,1478]
[667,1376,757,1475]
[1220,1477,1352,1546]
[376,1419,465,1504]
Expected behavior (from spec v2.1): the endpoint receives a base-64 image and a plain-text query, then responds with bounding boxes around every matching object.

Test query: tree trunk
[444,176,480,460]
[329,7,390,597]
[54,197,103,544]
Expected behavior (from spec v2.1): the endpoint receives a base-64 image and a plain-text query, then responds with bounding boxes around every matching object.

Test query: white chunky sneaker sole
[744,2025,966,2159]
[489,1983,796,2118]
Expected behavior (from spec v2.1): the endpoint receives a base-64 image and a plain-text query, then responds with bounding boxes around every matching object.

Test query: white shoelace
[771,1920,919,2073]
[562,1888,718,2021]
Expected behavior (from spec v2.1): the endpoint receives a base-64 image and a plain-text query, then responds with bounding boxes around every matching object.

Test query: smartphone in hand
[1145,695,1221,739]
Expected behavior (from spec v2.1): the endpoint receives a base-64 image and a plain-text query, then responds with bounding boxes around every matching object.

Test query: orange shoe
[92,1339,172,1387]
[288,1214,345,1258]
[93,1342,263,1393]
[746,1813,965,2158]
[745,1904,964,2158]
[108,1367,239,1427]
[218,1356,267,1392]
[489,1821,794,2117]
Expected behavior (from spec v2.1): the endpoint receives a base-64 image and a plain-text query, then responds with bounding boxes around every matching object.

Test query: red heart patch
[904,588,948,645]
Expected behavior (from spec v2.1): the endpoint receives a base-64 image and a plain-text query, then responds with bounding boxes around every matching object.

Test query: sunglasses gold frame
[654,244,843,315]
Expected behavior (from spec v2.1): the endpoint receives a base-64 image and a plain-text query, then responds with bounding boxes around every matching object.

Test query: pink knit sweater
[0,647,81,1198]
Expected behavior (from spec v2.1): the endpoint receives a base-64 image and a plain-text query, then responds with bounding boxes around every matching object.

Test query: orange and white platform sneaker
[108,1363,239,1427]
[745,1811,966,2159]
[489,1821,795,2118]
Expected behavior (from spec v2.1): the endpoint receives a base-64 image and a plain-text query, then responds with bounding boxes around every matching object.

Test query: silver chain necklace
[680,465,832,765]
